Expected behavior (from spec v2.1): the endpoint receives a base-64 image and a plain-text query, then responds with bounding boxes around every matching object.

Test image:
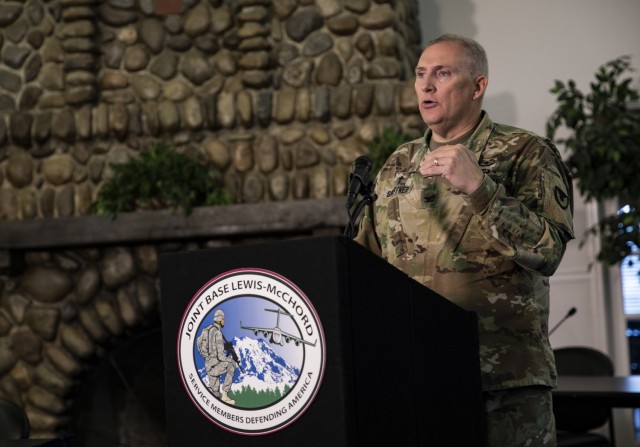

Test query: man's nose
[419,78,434,92]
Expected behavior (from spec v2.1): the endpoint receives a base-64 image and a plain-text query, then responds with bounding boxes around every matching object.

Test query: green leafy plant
[368,127,417,177]
[547,56,640,266]
[89,141,231,218]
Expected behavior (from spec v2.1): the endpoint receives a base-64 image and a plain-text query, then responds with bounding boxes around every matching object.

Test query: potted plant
[546,56,640,266]
[89,140,231,218]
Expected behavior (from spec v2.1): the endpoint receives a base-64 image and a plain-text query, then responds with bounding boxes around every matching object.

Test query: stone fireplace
[69,326,166,446]
[0,198,346,441]
[0,0,423,441]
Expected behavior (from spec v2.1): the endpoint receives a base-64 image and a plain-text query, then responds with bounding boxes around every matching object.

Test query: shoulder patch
[554,186,570,210]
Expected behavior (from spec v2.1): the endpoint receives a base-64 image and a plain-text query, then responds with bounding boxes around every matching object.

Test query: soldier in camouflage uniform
[355,34,574,446]
[205,310,238,405]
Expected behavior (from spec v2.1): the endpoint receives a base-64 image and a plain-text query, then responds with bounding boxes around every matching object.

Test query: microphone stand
[343,182,376,239]
[549,307,577,336]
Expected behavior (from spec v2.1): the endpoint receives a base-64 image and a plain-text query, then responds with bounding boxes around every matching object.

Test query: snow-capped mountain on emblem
[232,336,300,393]
[199,336,301,395]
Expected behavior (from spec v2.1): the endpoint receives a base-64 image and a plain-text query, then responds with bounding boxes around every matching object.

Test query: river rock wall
[0,0,424,220]
[0,0,424,439]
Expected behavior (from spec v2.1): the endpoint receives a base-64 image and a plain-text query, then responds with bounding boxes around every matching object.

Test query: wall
[417,0,640,443]
[0,0,423,439]
[0,0,424,220]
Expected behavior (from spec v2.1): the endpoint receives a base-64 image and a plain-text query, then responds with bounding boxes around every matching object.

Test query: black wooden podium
[159,236,483,446]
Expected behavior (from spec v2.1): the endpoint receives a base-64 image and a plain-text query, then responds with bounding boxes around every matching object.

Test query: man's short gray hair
[425,34,488,78]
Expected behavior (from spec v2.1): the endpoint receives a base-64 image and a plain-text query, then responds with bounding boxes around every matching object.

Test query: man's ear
[473,76,488,100]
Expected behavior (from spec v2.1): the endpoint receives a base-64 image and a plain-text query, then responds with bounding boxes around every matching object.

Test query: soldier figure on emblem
[199,309,238,405]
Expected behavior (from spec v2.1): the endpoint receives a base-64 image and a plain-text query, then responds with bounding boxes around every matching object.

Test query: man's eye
[437,70,450,77]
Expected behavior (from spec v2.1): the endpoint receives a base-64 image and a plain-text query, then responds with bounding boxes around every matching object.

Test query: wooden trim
[0,198,348,249]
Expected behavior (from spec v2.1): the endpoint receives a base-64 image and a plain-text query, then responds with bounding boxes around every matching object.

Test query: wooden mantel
[0,197,348,251]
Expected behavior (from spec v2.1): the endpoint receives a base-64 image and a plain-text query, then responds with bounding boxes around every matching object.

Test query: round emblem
[177,268,326,435]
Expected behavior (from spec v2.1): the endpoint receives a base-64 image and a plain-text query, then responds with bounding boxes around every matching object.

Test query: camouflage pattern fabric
[355,112,574,392]
[205,322,236,394]
[484,386,556,446]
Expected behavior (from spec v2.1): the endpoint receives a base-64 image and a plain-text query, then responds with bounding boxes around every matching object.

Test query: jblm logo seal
[177,268,326,435]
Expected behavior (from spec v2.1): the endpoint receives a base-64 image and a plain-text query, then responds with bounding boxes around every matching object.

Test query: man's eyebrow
[415,64,450,72]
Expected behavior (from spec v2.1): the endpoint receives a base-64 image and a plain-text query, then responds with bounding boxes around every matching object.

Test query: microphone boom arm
[343,156,376,239]
[344,180,376,239]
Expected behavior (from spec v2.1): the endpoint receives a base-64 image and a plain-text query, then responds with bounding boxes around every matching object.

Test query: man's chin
[421,114,443,129]
[420,108,439,119]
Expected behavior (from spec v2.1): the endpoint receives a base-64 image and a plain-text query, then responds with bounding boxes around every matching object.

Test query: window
[622,255,640,315]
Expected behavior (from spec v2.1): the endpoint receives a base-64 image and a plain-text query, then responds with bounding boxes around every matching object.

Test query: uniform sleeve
[463,139,574,276]
[213,330,234,363]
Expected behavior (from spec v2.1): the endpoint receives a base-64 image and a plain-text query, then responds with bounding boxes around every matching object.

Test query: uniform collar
[422,111,495,154]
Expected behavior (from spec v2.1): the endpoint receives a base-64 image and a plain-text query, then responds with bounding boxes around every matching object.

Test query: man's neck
[431,113,483,143]
[429,127,475,150]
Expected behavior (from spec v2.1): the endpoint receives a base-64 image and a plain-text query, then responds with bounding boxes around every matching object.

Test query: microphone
[346,156,372,209]
[549,307,577,336]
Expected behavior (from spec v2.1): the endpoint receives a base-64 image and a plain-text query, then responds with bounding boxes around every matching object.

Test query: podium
[159,236,483,446]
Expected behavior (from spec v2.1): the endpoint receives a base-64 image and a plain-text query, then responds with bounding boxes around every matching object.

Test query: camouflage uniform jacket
[205,323,233,367]
[355,112,574,391]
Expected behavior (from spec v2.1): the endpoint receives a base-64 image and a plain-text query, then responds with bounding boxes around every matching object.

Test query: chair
[0,399,30,439]
[554,347,614,447]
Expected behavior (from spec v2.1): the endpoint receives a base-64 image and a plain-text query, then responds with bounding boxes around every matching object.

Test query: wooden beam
[0,198,348,249]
